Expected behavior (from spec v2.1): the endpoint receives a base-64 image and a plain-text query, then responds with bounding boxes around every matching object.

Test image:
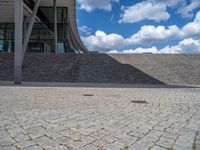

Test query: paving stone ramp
[0,53,200,85]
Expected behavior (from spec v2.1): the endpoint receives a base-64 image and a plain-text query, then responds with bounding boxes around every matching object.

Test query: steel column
[14,0,23,84]
[54,0,58,53]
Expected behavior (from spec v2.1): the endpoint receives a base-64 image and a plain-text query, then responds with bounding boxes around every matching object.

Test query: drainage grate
[131,100,148,104]
[83,94,94,97]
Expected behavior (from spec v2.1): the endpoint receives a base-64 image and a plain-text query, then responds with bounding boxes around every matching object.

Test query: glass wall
[0,7,69,53]
[28,7,68,53]
[0,23,14,53]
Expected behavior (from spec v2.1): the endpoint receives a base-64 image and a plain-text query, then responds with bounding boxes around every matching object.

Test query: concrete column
[14,0,23,84]
[54,0,58,53]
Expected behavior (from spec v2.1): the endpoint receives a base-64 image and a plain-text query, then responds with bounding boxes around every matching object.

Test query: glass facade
[0,6,70,53]
[0,23,14,53]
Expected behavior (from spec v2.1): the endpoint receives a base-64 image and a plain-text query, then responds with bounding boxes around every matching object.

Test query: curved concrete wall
[68,0,88,53]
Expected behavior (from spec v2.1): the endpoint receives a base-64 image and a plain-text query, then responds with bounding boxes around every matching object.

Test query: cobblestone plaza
[0,85,200,150]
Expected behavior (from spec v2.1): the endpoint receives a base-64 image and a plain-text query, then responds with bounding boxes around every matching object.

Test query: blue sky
[76,0,200,53]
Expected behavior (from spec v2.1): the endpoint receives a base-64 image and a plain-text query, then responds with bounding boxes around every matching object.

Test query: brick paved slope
[108,54,200,85]
[73,54,162,84]
[0,53,200,85]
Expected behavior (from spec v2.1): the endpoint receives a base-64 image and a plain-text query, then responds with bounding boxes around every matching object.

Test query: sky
[76,0,200,54]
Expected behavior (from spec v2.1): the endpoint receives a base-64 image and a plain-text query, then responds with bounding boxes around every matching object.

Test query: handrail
[173,48,192,65]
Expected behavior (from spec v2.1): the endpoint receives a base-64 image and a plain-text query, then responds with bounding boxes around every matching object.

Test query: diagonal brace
[22,0,41,59]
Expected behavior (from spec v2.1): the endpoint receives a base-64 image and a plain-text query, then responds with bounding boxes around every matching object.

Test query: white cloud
[126,25,180,45]
[108,47,161,54]
[119,2,169,23]
[119,0,182,23]
[162,38,200,53]
[123,47,159,53]
[81,30,125,52]
[86,35,200,54]
[126,11,200,45]
[78,26,92,35]
[182,11,200,38]
[108,38,200,54]
[81,25,182,52]
[178,0,200,18]
[77,0,119,12]
[81,11,200,53]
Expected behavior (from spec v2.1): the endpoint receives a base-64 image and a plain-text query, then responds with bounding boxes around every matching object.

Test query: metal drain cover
[131,100,148,104]
[83,94,94,97]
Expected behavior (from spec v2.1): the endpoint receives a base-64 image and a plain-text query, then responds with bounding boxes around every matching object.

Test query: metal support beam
[54,0,58,53]
[23,0,41,58]
[23,4,54,36]
[23,16,28,37]
[14,0,23,84]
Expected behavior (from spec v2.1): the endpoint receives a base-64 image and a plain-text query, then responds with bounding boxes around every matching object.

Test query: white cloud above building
[126,25,181,45]
[81,30,125,52]
[178,0,200,18]
[81,11,200,53]
[119,0,200,23]
[119,0,182,23]
[108,38,200,54]
[119,1,170,23]
[78,25,92,35]
[77,0,119,12]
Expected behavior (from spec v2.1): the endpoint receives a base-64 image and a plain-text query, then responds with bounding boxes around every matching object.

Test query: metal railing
[172,48,192,65]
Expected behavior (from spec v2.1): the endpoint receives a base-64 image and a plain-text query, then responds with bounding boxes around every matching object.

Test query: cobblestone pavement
[0,86,200,150]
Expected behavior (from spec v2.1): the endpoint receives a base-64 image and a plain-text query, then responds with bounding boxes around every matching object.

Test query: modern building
[0,0,88,84]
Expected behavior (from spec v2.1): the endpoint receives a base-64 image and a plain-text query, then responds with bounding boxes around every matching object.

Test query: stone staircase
[0,54,14,81]
[0,53,200,85]
[0,53,76,82]
[22,54,77,82]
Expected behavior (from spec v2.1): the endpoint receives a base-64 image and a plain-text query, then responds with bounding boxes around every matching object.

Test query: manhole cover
[83,94,94,97]
[131,100,148,104]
